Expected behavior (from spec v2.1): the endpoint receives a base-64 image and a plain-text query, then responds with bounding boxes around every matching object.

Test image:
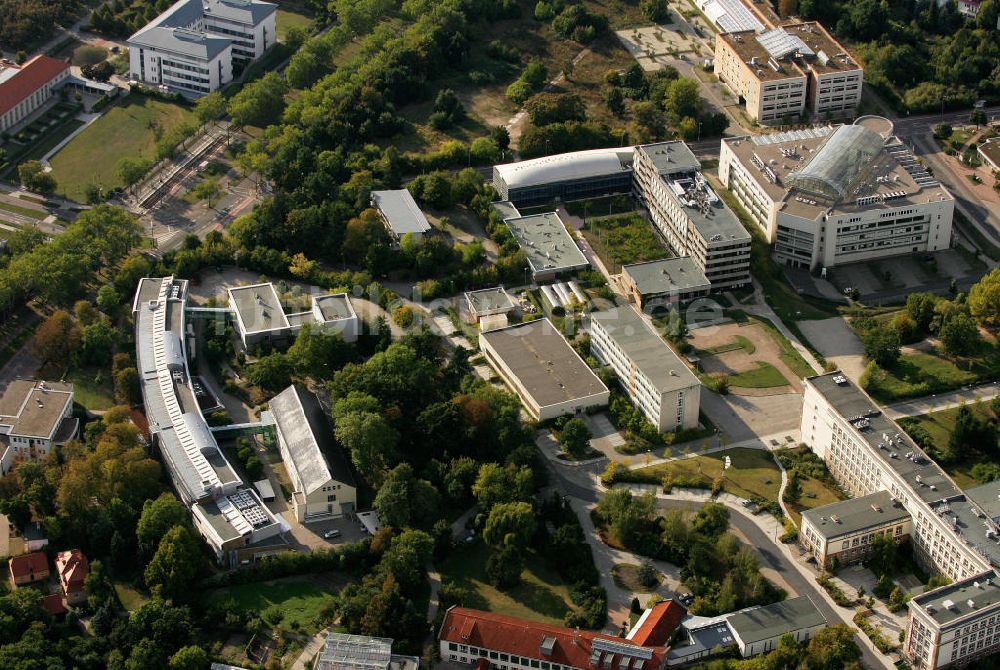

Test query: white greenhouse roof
[494,147,634,190]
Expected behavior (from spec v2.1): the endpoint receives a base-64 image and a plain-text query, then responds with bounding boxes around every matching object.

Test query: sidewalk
[883,382,1000,420]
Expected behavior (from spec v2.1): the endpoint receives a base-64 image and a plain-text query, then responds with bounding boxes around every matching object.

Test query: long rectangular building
[133,277,289,566]
[479,319,608,421]
[800,490,912,569]
[589,306,701,432]
[492,147,635,207]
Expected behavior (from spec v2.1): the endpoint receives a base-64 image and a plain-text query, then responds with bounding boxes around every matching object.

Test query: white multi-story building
[714,23,862,124]
[633,142,751,290]
[0,56,71,134]
[907,575,1000,670]
[228,283,359,349]
[800,490,912,569]
[0,380,78,476]
[128,0,276,96]
[720,116,953,270]
[589,306,701,432]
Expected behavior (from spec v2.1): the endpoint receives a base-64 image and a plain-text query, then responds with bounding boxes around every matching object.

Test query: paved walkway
[883,382,1000,420]
[743,282,823,375]
[290,627,329,670]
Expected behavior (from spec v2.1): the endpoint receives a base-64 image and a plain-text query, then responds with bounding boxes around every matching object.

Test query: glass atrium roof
[788,125,885,201]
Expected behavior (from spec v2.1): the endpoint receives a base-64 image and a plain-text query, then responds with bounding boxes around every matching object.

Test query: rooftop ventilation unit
[943,599,956,611]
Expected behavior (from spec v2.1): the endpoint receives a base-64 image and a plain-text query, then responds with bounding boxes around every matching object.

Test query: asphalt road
[545,462,888,670]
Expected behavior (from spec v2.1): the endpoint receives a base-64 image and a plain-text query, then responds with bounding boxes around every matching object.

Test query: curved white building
[492,147,635,207]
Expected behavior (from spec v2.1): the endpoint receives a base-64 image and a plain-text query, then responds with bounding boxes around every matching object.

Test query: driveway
[797,317,866,383]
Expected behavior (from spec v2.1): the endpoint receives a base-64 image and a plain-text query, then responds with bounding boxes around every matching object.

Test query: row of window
[446,643,576,670]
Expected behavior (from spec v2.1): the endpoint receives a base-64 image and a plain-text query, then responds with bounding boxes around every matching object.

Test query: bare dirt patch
[690,322,802,393]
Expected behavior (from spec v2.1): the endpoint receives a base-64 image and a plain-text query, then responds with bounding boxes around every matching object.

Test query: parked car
[323,529,341,539]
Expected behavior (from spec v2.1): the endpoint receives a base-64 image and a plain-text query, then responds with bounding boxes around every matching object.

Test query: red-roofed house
[626,601,686,647]
[41,593,68,616]
[7,550,49,587]
[438,607,671,670]
[0,56,70,134]
[54,549,89,606]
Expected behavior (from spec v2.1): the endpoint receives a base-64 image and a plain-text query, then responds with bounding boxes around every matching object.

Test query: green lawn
[787,475,847,527]
[727,361,790,389]
[64,367,116,411]
[439,541,578,625]
[899,403,998,489]
[581,213,669,273]
[48,95,196,203]
[628,447,782,502]
[114,582,149,611]
[0,201,46,220]
[866,343,1000,403]
[277,8,314,42]
[750,316,817,379]
[205,576,342,634]
[700,334,756,356]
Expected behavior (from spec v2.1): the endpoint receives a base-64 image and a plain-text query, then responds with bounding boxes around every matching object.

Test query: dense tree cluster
[0,0,79,50]
[688,624,862,670]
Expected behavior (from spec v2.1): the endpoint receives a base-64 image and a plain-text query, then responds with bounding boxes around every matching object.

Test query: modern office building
[269,384,357,523]
[493,147,635,207]
[133,277,290,567]
[589,306,701,432]
[504,212,591,281]
[439,606,674,670]
[0,379,78,476]
[128,0,276,95]
[720,117,954,270]
[907,574,1000,670]
[479,319,609,421]
[228,283,359,348]
[633,142,751,290]
[0,56,71,134]
[714,23,863,124]
[800,490,912,569]
[620,257,711,312]
[371,189,432,243]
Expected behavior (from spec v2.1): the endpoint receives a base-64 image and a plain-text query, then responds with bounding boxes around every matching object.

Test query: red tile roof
[55,549,89,592]
[41,593,67,616]
[0,56,69,118]
[439,607,668,670]
[8,551,49,580]
[626,601,685,647]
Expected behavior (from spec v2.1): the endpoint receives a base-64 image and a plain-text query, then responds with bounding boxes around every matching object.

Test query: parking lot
[283,514,370,552]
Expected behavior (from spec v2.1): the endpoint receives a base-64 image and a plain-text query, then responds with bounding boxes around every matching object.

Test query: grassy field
[0,201,46,220]
[114,582,149,611]
[866,342,1000,403]
[629,447,781,502]
[699,334,756,356]
[787,475,847,526]
[205,576,344,634]
[49,95,196,203]
[439,541,577,625]
[751,316,817,378]
[582,213,669,273]
[727,361,789,389]
[277,7,314,42]
[64,367,116,411]
[51,38,107,66]
[900,403,998,488]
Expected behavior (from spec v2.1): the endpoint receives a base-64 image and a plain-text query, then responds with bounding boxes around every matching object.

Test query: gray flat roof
[314,294,355,322]
[229,283,290,334]
[270,384,354,496]
[590,306,701,395]
[0,380,73,439]
[727,596,826,644]
[666,621,736,663]
[204,0,276,24]
[466,287,516,316]
[371,190,431,235]
[505,212,590,275]
[622,257,710,296]
[491,200,522,221]
[801,490,909,540]
[911,573,1000,627]
[637,142,702,176]
[129,0,275,56]
[480,318,608,409]
[129,26,233,60]
[807,373,961,504]
[964,482,1000,520]
[660,171,750,245]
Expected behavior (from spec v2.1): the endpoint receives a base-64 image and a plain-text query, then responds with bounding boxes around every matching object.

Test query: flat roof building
[316,633,419,670]
[269,384,356,523]
[493,147,635,207]
[589,306,701,432]
[720,118,954,270]
[228,283,359,348]
[465,287,517,327]
[505,212,591,281]
[620,257,711,312]
[907,573,1000,670]
[800,490,911,569]
[696,0,765,33]
[134,277,290,567]
[371,189,432,242]
[0,379,78,476]
[726,597,827,657]
[633,142,751,290]
[479,319,608,421]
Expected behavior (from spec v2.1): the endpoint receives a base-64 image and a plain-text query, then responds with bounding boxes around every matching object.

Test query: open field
[114,582,149,611]
[899,402,999,489]
[64,366,116,410]
[865,341,1000,403]
[48,95,196,202]
[277,7,313,41]
[727,361,788,389]
[205,575,345,634]
[439,541,578,625]
[627,447,781,502]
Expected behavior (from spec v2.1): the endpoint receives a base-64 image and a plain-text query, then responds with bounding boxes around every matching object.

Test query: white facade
[907,575,1000,670]
[0,57,71,133]
[129,38,233,95]
[0,381,76,476]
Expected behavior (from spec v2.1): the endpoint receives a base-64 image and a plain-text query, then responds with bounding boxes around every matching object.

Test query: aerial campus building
[619,258,711,312]
[504,211,591,281]
[589,306,701,432]
[491,142,751,291]
[315,633,420,670]
[227,282,359,348]
[128,0,277,95]
[0,380,78,476]
[133,277,290,567]
[720,116,954,270]
[796,371,1000,669]
[714,23,863,124]
[370,189,433,243]
[799,490,912,570]
[479,318,609,421]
